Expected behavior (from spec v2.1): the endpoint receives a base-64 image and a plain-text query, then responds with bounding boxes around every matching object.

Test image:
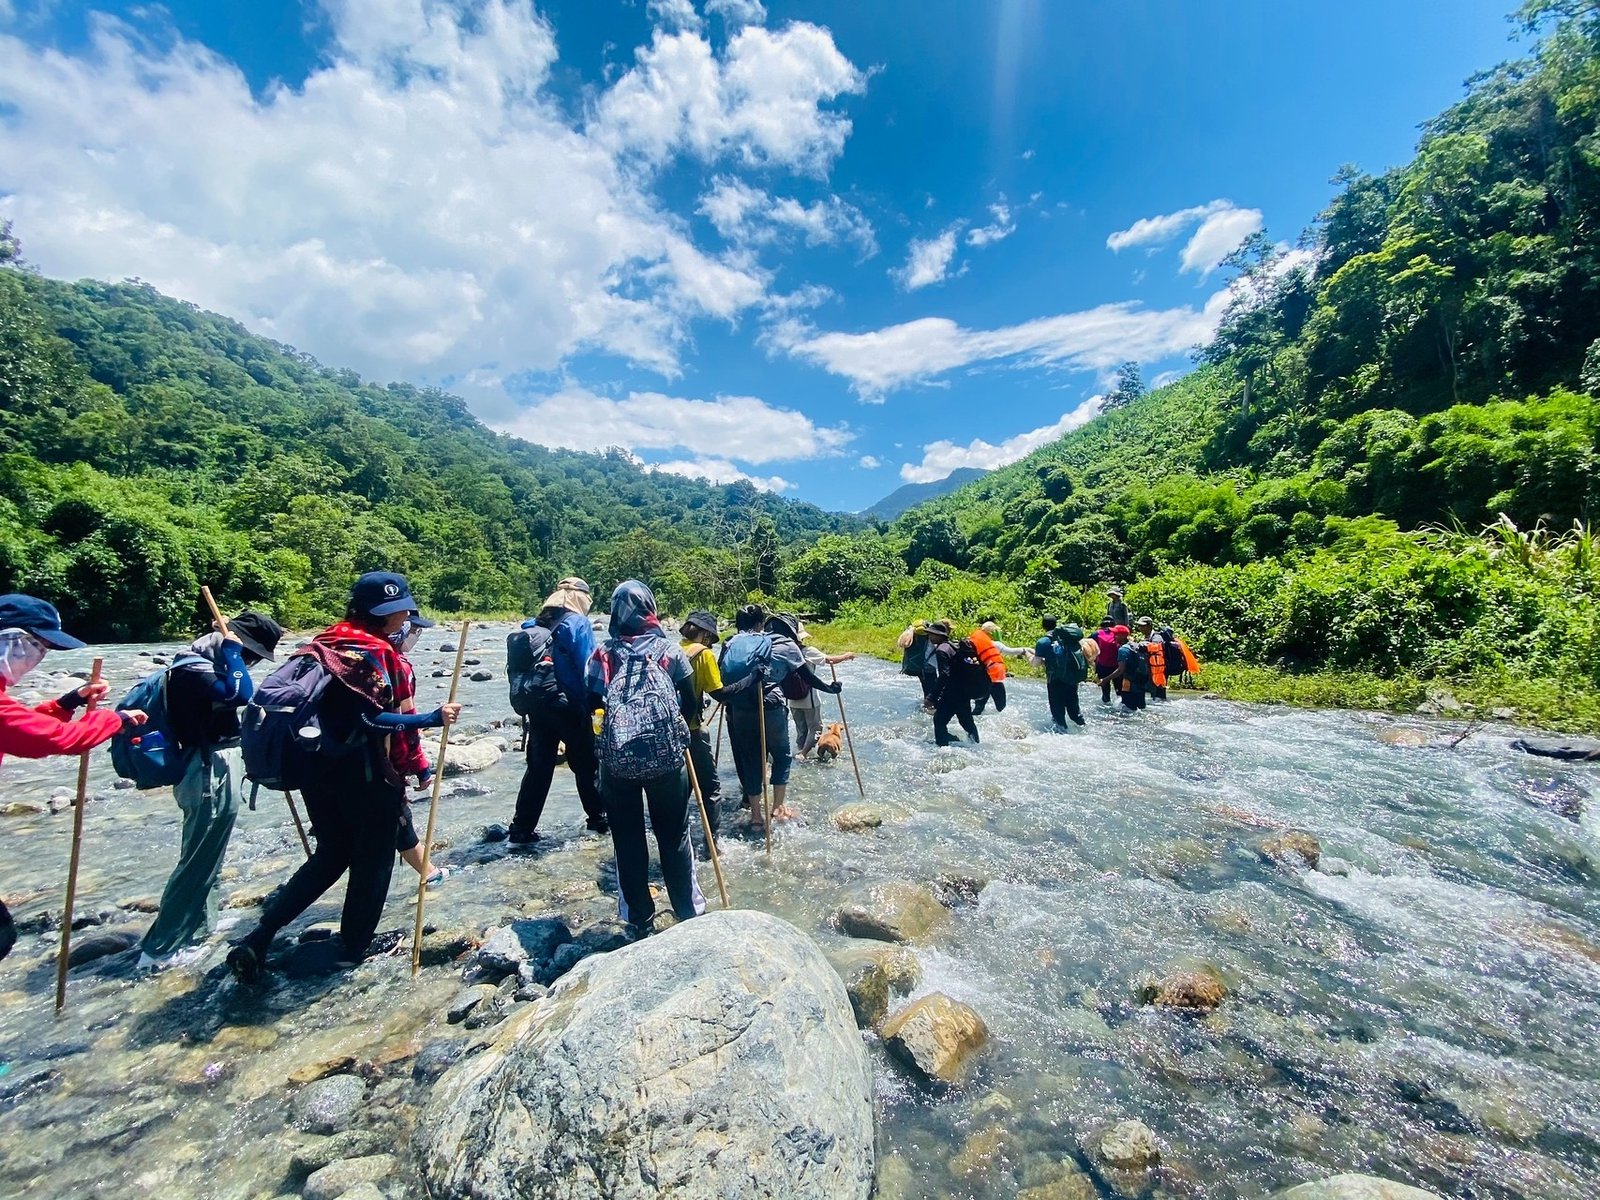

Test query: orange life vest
[966,629,1007,682]
[1174,639,1201,675]
[1146,638,1167,687]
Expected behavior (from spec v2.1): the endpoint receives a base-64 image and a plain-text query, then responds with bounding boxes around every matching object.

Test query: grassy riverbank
[811,621,1600,734]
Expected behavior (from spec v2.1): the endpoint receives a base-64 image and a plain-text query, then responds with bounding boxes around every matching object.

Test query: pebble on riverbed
[1259,831,1322,870]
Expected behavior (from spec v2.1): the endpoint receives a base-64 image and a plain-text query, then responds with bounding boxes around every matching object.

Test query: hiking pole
[284,790,312,858]
[55,657,103,1016]
[200,585,228,636]
[831,663,866,800]
[713,703,725,764]
[756,675,771,859]
[411,620,470,978]
[684,750,730,909]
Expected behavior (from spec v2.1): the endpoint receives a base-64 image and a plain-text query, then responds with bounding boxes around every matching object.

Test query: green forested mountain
[786,3,1600,707]
[0,246,856,638]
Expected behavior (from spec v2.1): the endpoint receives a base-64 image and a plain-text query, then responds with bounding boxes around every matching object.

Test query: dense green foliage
[782,7,1600,720]
[0,264,857,638]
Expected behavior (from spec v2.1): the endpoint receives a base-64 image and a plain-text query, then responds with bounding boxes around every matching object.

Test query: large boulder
[1268,1176,1443,1200]
[833,881,950,944]
[418,909,874,1200]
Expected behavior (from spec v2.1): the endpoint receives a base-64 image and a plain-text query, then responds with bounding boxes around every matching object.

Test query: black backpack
[241,644,375,791]
[951,638,991,700]
[507,620,565,715]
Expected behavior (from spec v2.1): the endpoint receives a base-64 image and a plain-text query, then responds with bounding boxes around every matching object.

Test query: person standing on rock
[587,580,705,933]
[137,609,284,972]
[1106,587,1131,628]
[508,577,607,844]
[227,572,460,983]
[0,594,148,963]
[679,610,726,831]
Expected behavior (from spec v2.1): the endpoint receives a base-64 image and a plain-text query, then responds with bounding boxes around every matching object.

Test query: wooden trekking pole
[684,750,729,908]
[284,790,312,857]
[831,663,866,800]
[55,657,103,1015]
[713,703,725,764]
[756,675,771,859]
[412,620,469,977]
[200,585,228,635]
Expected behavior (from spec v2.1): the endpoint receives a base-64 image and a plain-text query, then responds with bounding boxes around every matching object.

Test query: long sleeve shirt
[168,640,254,750]
[0,682,124,771]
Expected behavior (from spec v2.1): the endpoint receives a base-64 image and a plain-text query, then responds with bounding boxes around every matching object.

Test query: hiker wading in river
[138,610,284,972]
[0,595,147,963]
[227,572,459,983]
[588,581,705,934]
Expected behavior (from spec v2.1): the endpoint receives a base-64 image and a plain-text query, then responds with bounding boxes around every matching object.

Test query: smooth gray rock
[472,917,573,981]
[331,1184,385,1200]
[1268,1176,1443,1200]
[292,1074,367,1134]
[441,739,503,776]
[302,1154,395,1200]
[448,984,498,1025]
[419,909,874,1200]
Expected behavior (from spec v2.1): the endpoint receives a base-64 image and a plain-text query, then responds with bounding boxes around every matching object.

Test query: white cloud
[786,291,1229,399]
[699,177,874,253]
[1106,199,1262,276]
[893,224,961,290]
[705,0,768,27]
[649,458,791,492]
[0,3,865,391]
[647,0,702,32]
[858,454,881,469]
[900,399,1102,483]
[493,387,850,464]
[966,202,1015,247]
[593,22,864,173]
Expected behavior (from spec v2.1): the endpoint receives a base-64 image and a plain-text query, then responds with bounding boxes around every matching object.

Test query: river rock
[1096,1118,1160,1168]
[1138,966,1227,1011]
[66,930,140,967]
[832,804,884,832]
[1511,736,1600,761]
[291,1073,367,1134]
[949,1123,1016,1179]
[471,917,573,981]
[839,958,890,1029]
[443,740,503,776]
[413,1039,466,1086]
[470,670,495,682]
[303,1154,395,1200]
[1260,831,1321,870]
[834,881,950,944]
[480,823,510,843]
[448,985,498,1025]
[418,909,874,1200]
[1018,1160,1097,1200]
[290,1129,392,1179]
[1,801,44,816]
[880,992,989,1086]
[932,873,989,907]
[1267,1175,1443,1200]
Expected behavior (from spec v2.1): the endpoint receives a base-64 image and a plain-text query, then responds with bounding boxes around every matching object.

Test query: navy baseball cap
[0,594,88,650]
[350,572,423,619]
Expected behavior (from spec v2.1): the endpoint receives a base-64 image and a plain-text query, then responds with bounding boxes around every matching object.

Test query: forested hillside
[0,241,856,638]
[786,2,1600,714]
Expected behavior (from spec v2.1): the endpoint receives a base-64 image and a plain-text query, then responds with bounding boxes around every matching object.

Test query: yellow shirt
[681,640,722,729]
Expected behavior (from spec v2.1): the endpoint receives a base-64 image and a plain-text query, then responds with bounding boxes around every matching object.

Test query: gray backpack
[597,642,689,782]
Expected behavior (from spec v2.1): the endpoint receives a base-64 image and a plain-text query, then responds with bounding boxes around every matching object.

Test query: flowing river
[1,626,1597,1199]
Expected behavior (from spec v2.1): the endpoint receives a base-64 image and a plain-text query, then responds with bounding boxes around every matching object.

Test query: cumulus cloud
[649,458,791,492]
[1107,199,1262,274]
[699,177,874,252]
[0,2,865,391]
[900,399,1102,483]
[893,225,961,290]
[492,387,851,464]
[647,0,703,32]
[966,202,1015,247]
[593,22,864,173]
[786,291,1228,399]
[858,454,881,469]
[705,0,768,27]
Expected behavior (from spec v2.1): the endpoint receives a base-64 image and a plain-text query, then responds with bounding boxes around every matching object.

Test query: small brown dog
[815,722,845,762]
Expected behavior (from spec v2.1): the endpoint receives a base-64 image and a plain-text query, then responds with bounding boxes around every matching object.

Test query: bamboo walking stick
[713,702,725,764]
[412,620,470,977]
[756,674,771,859]
[55,657,103,1015]
[830,663,866,800]
[684,750,729,908]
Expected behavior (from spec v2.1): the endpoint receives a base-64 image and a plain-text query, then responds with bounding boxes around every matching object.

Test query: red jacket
[0,681,123,771]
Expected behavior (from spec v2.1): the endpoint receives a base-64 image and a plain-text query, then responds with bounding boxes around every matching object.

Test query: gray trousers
[141,746,241,959]
[791,702,825,756]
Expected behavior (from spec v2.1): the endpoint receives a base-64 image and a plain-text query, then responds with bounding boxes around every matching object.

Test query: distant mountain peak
[859,468,987,520]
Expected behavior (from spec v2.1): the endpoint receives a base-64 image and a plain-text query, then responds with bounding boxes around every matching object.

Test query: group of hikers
[896,585,1200,745]
[0,575,1196,985]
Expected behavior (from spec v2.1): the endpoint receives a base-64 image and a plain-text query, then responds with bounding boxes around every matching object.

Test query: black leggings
[243,756,402,961]
[602,766,704,927]
[514,707,605,831]
[972,681,1008,714]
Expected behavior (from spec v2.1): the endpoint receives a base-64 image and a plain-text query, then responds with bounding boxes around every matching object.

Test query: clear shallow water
[1,628,1597,1199]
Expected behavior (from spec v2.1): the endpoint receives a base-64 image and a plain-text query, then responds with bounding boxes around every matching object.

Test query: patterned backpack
[597,642,689,782]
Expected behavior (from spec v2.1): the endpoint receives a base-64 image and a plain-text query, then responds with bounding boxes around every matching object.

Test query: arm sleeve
[0,692,126,759]
[361,707,443,731]
[202,642,255,705]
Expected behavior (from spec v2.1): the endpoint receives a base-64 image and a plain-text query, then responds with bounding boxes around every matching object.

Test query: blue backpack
[721,631,797,707]
[109,655,209,789]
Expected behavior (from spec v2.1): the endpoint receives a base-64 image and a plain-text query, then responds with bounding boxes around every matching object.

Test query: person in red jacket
[0,594,147,962]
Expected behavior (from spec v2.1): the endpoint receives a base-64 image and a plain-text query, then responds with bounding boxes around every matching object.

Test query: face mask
[0,629,48,687]
[389,620,423,654]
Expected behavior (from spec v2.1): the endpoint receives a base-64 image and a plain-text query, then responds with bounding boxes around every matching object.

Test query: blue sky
[0,0,1520,511]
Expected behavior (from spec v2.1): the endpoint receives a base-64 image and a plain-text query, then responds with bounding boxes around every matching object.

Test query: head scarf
[543,576,593,617]
[608,580,661,638]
